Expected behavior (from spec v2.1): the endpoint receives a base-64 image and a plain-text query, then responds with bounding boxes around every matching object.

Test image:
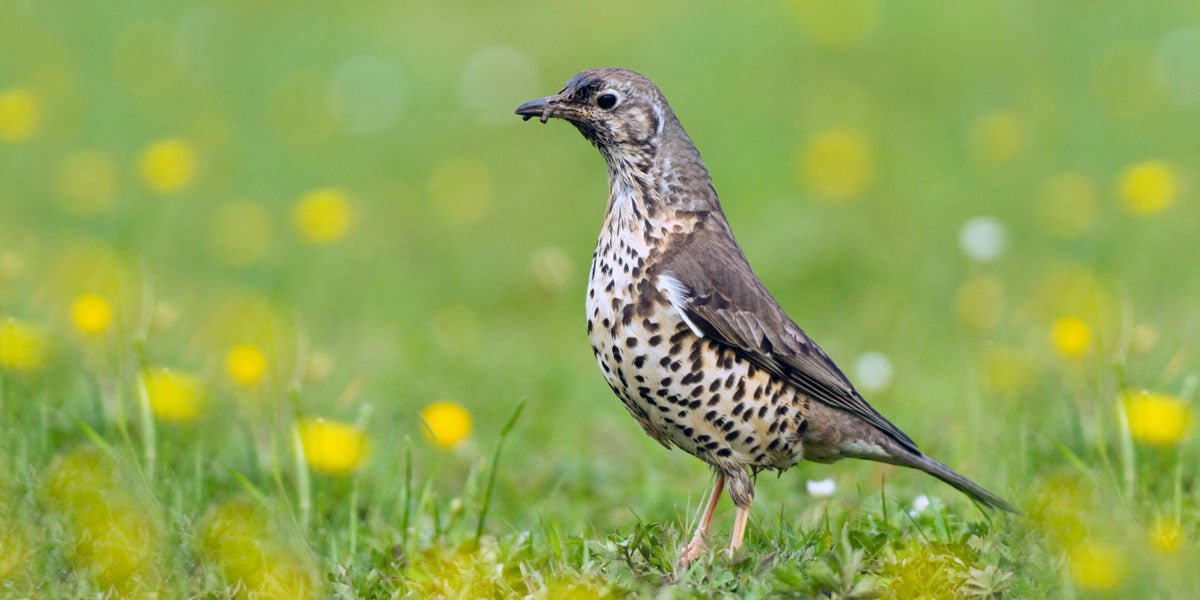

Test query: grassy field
[2,0,1199,597]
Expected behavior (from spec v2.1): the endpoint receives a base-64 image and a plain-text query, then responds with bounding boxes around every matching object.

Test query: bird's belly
[587,278,810,470]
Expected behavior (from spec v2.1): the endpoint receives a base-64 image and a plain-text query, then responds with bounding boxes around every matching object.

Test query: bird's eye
[596,93,618,109]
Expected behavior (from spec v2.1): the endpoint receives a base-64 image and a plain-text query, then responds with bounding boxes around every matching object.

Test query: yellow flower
[138,138,197,194]
[0,319,48,372]
[0,88,40,142]
[293,188,353,243]
[1148,518,1184,555]
[1123,391,1192,447]
[297,418,368,474]
[226,344,268,386]
[1119,161,1178,215]
[198,499,319,599]
[969,111,1024,164]
[141,368,204,423]
[70,294,114,336]
[796,129,875,203]
[1050,317,1092,358]
[1069,542,1125,592]
[421,401,472,449]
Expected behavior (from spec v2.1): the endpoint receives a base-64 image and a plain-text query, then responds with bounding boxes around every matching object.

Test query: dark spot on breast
[704,410,718,422]
[708,394,721,406]
[633,355,646,368]
[648,335,662,346]
[732,403,744,416]
[709,379,721,392]
[716,448,732,457]
[724,431,740,442]
[733,380,745,401]
[690,385,704,398]
[625,336,637,348]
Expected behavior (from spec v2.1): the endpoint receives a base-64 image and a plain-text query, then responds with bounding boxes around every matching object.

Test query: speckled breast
[585,222,812,471]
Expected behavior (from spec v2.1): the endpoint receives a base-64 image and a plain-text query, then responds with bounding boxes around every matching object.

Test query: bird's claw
[678,537,706,569]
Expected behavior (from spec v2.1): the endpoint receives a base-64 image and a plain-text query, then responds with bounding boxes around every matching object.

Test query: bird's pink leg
[678,472,725,567]
[727,503,750,559]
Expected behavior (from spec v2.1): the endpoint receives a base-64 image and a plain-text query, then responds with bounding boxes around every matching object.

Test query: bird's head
[515,68,672,154]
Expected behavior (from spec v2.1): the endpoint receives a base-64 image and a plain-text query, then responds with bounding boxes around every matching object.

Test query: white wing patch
[656,273,705,338]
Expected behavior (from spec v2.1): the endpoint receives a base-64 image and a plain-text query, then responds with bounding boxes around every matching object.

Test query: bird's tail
[894,451,1019,513]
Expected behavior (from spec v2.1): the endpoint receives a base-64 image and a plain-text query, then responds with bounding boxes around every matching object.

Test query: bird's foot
[678,535,707,569]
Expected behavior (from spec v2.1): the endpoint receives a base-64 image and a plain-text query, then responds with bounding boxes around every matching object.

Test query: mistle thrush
[516,68,1017,567]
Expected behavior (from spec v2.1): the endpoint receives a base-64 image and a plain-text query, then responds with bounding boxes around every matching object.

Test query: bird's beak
[515,95,561,123]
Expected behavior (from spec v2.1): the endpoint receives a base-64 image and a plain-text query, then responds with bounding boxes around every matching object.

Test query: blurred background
[1,0,1198,597]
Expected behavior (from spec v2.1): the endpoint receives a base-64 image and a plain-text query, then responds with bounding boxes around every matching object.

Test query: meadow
[1,0,1199,597]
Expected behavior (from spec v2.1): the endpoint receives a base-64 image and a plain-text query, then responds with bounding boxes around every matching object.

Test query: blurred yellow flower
[1123,391,1192,447]
[797,129,875,203]
[72,502,160,589]
[0,88,40,142]
[40,448,162,593]
[141,368,205,423]
[198,499,319,600]
[55,150,119,216]
[430,157,493,225]
[421,401,472,449]
[1119,161,1178,215]
[297,418,368,474]
[0,319,48,372]
[138,138,197,194]
[969,111,1024,164]
[1035,172,1097,239]
[1069,542,1125,592]
[787,0,879,48]
[226,344,268,386]
[1050,317,1092,358]
[1148,518,1184,555]
[293,188,354,243]
[953,275,1005,331]
[70,294,114,336]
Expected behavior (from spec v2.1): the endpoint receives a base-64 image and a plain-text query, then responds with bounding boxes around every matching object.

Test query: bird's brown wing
[655,220,918,452]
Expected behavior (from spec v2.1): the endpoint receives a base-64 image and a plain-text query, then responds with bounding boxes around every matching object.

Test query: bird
[515,68,1017,567]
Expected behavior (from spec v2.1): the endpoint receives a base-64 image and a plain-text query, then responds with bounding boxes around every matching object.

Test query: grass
[1,0,1199,597]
